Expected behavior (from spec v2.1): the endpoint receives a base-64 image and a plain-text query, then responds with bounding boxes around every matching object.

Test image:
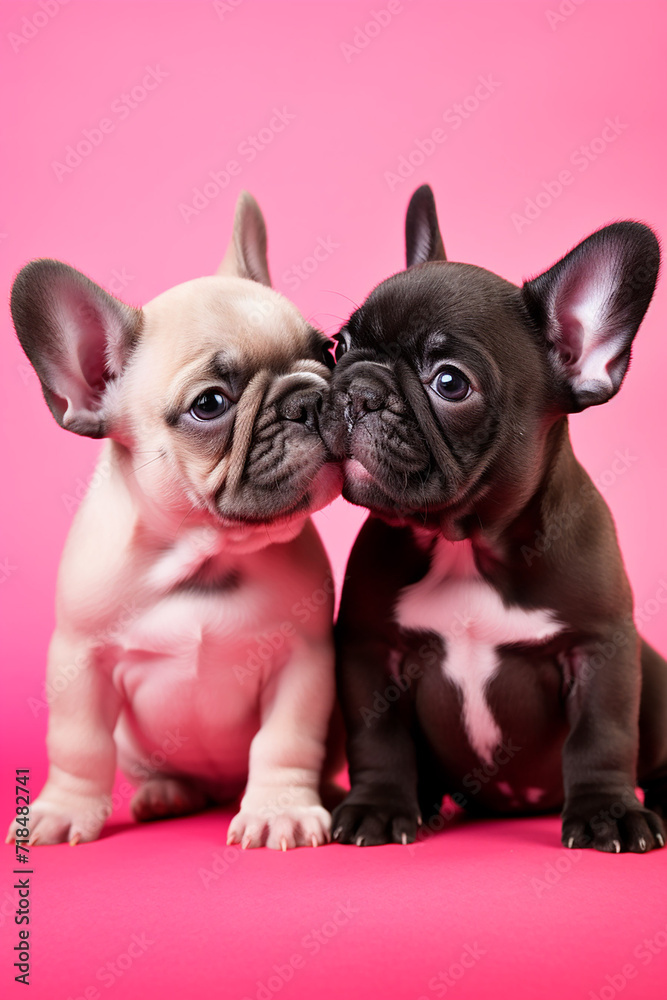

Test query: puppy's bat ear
[217,190,272,286]
[405,184,447,267]
[10,259,142,437]
[523,222,660,411]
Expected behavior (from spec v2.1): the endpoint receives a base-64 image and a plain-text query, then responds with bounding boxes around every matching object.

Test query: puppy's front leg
[7,630,121,846]
[331,636,421,846]
[562,626,666,853]
[227,639,334,850]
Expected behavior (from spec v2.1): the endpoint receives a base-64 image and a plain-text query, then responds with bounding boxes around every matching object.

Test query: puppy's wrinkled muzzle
[215,363,338,524]
[278,382,323,433]
[322,359,395,455]
[345,380,387,426]
[321,354,471,518]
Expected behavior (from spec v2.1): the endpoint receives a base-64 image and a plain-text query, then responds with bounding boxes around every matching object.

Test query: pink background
[1,1,667,997]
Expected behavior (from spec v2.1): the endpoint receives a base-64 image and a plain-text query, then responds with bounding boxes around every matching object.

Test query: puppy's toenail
[613,839,621,853]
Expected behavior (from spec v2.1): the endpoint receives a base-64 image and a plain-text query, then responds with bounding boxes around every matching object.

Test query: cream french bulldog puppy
[6,192,342,850]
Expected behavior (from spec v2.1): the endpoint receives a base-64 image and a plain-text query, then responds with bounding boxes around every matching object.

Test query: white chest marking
[395,538,562,763]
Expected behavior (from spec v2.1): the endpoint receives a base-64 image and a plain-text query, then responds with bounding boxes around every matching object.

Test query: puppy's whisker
[175,503,198,534]
[298,471,319,487]
[306,312,350,326]
[127,454,165,477]
[321,290,361,311]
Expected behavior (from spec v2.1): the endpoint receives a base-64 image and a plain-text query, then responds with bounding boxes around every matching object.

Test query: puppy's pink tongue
[344,459,374,483]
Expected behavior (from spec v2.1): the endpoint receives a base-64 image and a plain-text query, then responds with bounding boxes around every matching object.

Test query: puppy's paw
[131,777,208,823]
[227,803,331,850]
[331,798,420,846]
[6,792,111,847]
[562,791,666,854]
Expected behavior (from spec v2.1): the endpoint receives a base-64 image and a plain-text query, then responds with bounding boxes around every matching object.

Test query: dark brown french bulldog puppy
[322,184,667,853]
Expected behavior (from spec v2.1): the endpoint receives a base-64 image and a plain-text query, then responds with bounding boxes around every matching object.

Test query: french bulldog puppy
[7,191,341,850]
[323,184,667,853]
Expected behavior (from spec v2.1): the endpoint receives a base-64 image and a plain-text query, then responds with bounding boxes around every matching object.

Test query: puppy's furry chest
[104,524,328,785]
[394,537,562,762]
[115,526,296,673]
[117,585,275,668]
[111,540,296,724]
[111,576,294,779]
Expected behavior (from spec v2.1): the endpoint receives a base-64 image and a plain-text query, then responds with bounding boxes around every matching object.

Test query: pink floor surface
[3,795,667,999]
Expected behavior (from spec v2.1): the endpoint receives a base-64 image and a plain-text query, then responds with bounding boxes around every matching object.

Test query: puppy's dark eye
[190,390,230,420]
[431,366,471,401]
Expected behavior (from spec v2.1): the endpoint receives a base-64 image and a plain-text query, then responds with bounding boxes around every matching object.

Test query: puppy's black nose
[346,382,387,420]
[280,387,322,431]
